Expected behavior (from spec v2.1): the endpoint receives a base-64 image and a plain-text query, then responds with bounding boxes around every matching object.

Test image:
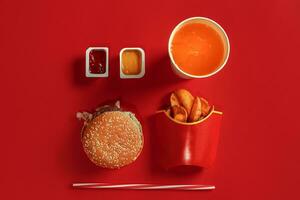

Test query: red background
[1,0,300,199]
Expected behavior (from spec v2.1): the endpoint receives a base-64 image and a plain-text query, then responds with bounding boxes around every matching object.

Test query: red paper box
[155,107,223,170]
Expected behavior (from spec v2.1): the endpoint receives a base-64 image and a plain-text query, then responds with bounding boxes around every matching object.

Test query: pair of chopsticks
[72,183,215,191]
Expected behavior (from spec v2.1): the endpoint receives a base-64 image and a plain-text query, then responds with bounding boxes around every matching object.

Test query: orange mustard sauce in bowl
[121,50,142,75]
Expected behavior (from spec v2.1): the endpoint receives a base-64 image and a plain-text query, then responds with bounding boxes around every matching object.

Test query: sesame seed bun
[81,111,143,169]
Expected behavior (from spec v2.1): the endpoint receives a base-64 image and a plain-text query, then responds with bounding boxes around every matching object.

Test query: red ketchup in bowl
[89,50,107,74]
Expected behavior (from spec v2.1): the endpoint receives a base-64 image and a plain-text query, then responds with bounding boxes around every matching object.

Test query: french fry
[166,108,172,117]
[200,97,211,117]
[171,105,188,122]
[170,93,180,107]
[167,89,212,123]
[174,89,194,115]
[188,97,202,122]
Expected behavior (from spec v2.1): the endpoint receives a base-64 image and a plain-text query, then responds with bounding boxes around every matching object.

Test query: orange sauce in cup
[171,22,226,76]
[121,50,141,75]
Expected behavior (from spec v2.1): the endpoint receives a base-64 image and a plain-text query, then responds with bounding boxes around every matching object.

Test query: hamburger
[76,101,143,169]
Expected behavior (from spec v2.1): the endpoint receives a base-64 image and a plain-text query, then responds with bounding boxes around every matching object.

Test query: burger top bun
[80,110,143,169]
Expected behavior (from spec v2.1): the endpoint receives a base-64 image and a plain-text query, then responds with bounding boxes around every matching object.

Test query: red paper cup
[155,107,222,170]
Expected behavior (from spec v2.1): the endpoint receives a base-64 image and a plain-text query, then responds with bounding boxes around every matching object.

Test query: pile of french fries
[168,89,211,123]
